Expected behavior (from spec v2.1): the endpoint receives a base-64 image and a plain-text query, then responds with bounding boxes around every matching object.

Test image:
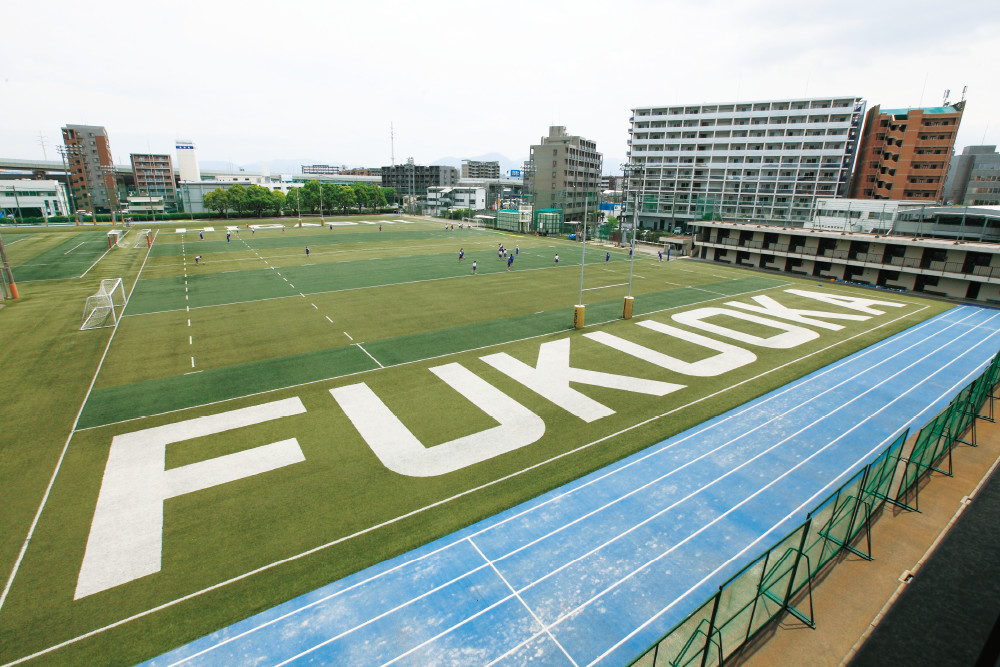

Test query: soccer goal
[81,278,126,330]
[133,229,152,248]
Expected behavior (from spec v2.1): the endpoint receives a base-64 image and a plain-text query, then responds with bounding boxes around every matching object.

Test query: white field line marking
[125,262,774,319]
[189,336,192,345]
[261,560,498,667]
[5,237,27,246]
[79,244,115,279]
[0,240,156,615]
[312,303,318,309]
[187,320,191,327]
[63,242,85,255]
[184,370,203,375]
[355,343,384,368]
[191,357,195,368]
[583,324,1000,666]
[79,280,799,432]
[376,538,580,667]
[325,316,333,324]
[53,304,941,667]
[582,283,627,292]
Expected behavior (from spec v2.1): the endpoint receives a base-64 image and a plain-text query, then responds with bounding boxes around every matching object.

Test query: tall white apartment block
[625,97,865,230]
[175,140,201,182]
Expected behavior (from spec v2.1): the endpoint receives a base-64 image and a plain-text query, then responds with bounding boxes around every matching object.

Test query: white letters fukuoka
[76,290,903,596]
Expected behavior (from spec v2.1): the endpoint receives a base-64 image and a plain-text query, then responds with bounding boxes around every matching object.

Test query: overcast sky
[3,0,998,174]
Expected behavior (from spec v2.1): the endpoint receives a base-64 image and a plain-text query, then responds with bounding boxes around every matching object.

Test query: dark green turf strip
[128,245,686,315]
[13,232,110,281]
[80,277,785,428]
[77,344,377,429]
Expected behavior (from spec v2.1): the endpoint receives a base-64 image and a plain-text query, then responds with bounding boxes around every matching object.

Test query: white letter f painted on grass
[75,398,307,599]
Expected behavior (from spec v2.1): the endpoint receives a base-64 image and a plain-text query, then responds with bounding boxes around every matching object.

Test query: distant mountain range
[200,153,528,176]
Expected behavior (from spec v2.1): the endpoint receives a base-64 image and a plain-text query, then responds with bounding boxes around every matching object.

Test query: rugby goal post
[81,278,126,330]
[133,229,152,248]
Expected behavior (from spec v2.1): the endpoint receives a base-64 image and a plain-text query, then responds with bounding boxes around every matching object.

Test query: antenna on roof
[961,85,967,102]
[942,89,950,106]
[390,122,395,168]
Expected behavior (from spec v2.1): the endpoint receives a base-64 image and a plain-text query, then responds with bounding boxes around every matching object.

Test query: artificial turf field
[0,216,954,665]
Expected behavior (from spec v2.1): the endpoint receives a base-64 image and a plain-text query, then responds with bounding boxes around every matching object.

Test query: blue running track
[147,304,1000,666]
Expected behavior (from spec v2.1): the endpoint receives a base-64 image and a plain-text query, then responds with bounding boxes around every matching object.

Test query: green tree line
[202,182,397,217]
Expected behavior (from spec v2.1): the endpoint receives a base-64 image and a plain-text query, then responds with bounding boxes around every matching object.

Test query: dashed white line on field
[355,343,383,368]
[325,316,333,323]
[189,336,192,345]
[190,357,195,368]
[312,304,318,309]
[344,331,354,341]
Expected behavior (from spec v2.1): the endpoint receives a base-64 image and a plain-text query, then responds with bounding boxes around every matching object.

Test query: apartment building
[849,101,965,202]
[61,124,118,214]
[130,153,178,212]
[302,164,342,175]
[943,145,1000,206]
[461,160,500,179]
[625,97,865,231]
[527,126,602,222]
[380,160,459,195]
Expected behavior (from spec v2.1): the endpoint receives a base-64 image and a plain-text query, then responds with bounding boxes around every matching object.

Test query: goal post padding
[81,278,126,330]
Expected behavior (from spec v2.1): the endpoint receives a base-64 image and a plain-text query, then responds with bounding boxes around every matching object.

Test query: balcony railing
[698,238,1000,280]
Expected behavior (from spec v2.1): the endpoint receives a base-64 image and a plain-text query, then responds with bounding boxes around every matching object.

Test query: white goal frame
[81,278,126,330]
[133,229,152,248]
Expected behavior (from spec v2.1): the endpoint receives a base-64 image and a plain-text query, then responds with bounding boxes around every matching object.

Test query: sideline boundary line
[0,233,156,614]
[6,302,930,665]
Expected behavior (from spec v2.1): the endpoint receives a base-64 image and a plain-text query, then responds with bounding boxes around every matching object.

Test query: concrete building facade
[943,145,1000,206]
[0,180,70,220]
[61,124,118,214]
[302,164,342,175]
[849,101,965,202]
[626,97,864,231]
[130,153,178,212]
[380,160,459,196]
[693,212,1000,302]
[527,126,602,222]
[426,186,487,215]
[461,160,500,179]
[175,140,201,182]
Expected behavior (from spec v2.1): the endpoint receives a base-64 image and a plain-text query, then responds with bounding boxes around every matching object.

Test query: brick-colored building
[61,124,118,214]
[849,101,965,202]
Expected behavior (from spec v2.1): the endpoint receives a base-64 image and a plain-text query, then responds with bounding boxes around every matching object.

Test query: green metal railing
[631,351,999,667]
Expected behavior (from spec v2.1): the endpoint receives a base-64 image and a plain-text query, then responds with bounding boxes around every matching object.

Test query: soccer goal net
[81,278,126,330]
[133,229,152,248]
